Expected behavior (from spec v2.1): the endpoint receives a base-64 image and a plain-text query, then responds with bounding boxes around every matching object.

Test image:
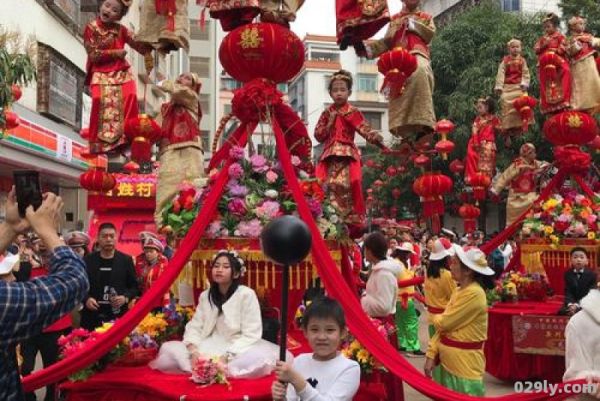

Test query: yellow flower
[549,235,559,243]
[350,340,361,352]
[588,232,596,240]
[544,226,554,235]
[357,349,370,364]
[95,322,113,334]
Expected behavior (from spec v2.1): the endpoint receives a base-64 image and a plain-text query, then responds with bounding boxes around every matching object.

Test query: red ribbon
[440,335,484,350]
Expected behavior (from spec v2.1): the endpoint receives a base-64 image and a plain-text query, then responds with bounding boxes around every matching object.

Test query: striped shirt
[0,246,89,401]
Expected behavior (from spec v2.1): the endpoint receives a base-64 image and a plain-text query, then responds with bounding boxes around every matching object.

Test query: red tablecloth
[485,299,565,383]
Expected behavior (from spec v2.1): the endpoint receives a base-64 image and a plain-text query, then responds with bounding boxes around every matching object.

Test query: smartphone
[13,170,43,218]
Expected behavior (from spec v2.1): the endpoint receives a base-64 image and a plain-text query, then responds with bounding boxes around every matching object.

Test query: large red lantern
[468,173,491,201]
[124,114,161,164]
[459,203,480,233]
[219,23,304,84]
[80,167,116,193]
[412,172,453,233]
[4,110,19,130]
[449,159,464,174]
[377,47,417,99]
[11,84,22,102]
[543,111,598,146]
[512,94,537,133]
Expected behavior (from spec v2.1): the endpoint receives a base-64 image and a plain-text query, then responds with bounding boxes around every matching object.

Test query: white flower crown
[212,249,247,277]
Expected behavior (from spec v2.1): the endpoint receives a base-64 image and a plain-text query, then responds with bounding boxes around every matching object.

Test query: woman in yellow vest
[391,242,424,356]
[424,245,495,395]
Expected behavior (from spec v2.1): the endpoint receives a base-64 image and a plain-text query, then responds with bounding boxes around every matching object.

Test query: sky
[291,0,403,39]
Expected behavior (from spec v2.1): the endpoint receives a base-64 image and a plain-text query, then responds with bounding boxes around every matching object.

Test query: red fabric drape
[22,122,255,392]
[270,118,581,401]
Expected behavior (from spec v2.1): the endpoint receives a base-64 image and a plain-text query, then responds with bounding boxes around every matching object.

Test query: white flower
[299,170,309,179]
[330,215,339,224]
[265,189,279,199]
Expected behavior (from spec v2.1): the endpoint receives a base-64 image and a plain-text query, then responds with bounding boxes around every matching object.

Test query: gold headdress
[542,13,559,25]
[507,38,522,47]
[568,16,585,28]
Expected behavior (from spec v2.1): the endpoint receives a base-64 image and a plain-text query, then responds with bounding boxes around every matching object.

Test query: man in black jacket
[561,247,598,316]
[81,222,139,330]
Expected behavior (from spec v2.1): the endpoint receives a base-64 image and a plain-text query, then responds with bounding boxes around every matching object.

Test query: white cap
[139,231,158,242]
[395,242,416,255]
[429,238,455,261]
[441,228,457,239]
[452,244,495,276]
[0,253,19,275]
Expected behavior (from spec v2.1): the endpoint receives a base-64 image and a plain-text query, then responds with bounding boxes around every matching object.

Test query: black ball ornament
[261,216,312,265]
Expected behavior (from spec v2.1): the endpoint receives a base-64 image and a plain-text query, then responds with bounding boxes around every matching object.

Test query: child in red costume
[84,0,151,155]
[465,97,499,186]
[315,70,383,236]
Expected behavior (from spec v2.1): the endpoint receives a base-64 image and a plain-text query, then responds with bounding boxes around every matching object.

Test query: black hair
[543,13,560,28]
[303,283,324,305]
[458,259,495,290]
[208,251,243,313]
[328,69,353,92]
[98,222,116,233]
[427,257,450,279]
[301,296,346,330]
[570,247,588,257]
[478,97,496,114]
[364,232,388,261]
[390,248,411,262]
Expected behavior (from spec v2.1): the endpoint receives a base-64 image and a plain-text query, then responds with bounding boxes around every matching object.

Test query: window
[190,56,210,78]
[310,51,339,62]
[224,104,232,115]
[502,0,520,11]
[190,19,210,41]
[357,74,378,93]
[359,57,377,65]
[222,78,241,91]
[277,83,288,93]
[200,94,210,115]
[362,112,382,130]
[201,130,210,153]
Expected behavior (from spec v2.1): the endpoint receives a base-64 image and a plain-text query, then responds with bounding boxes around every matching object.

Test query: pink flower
[291,155,301,166]
[229,146,244,160]
[587,214,598,225]
[250,154,269,173]
[228,163,244,180]
[228,198,247,216]
[236,219,263,237]
[255,200,282,220]
[266,170,278,184]
[206,221,223,238]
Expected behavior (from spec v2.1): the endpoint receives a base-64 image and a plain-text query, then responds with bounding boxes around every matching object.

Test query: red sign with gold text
[105,174,156,199]
[512,315,569,356]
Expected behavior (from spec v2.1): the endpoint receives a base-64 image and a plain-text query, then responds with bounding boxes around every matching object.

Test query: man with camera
[0,187,89,401]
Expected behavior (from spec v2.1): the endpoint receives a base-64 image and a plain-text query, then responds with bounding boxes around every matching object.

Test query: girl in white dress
[150,250,287,378]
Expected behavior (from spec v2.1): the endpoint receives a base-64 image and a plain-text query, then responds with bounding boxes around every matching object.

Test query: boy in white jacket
[361,232,403,318]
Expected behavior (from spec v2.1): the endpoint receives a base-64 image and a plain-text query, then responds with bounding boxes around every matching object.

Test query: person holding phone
[0,188,89,401]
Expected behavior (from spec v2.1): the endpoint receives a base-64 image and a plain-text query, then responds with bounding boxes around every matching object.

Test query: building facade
[288,34,392,161]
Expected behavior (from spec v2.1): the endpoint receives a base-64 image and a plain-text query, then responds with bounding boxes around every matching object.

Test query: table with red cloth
[485,299,565,383]
[60,330,387,401]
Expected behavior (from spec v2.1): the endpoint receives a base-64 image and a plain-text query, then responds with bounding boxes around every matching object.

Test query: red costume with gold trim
[335,0,390,44]
[135,253,170,308]
[567,31,600,113]
[84,18,148,154]
[314,103,380,229]
[465,114,499,185]
[206,0,303,30]
[494,55,531,131]
[534,31,571,114]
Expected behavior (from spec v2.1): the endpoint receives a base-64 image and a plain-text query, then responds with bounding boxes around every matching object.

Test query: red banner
[105,174,157,199]
[512,315,569,356]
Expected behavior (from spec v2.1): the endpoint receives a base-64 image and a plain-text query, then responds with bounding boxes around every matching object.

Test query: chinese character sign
[512,315,569,356]
[105,174,156,199]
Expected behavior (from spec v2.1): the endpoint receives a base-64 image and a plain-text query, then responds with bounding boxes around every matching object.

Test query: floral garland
[486,271,553,305]
[521,192,600,245]
[341,317,395,375]
[211,249,247,276]
[161,146,348,241]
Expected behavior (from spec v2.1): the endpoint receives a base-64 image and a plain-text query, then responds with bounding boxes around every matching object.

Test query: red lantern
[392,188,401,199]
[365,159,377,168]
[123,161,140,174]
[459,203,480,233]
[377,47,418,99]
[414,154,430,169]
[543,111,598,146]
[373,179,384,189]
[11,84,22,102]
[412,172,453,233]
[386,166,398,177]
[219,23,304,84]
[434,139,455,160]
[435,119,455,138]
[449,159,464,174]
[539,52,564,86]
[397,165,407,174]
[79,167,116,193]
[390,206,398,217]
[4,110,19,130]
[468,173,491,201]
[588,136,600,154]
[80,127,89,140]
[512,94,537,133]
[124,114,161,163]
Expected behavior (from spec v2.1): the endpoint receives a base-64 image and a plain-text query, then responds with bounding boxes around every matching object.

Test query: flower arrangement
[521,193,600,245]
[341,317,395,374]
[161,147,348,240]
[488,272,553,304]
[58,305,195,381]
[191,356,229,386]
